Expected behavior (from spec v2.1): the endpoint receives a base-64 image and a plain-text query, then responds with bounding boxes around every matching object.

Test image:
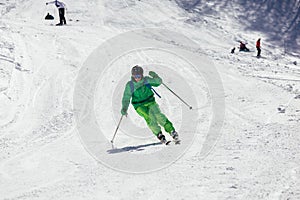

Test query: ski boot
[170,130,180,144]
[157,132,170,145]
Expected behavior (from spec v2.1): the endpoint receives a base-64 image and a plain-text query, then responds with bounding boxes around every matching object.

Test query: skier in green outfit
[121,65,179,144]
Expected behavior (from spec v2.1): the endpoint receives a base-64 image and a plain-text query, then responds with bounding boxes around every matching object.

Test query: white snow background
[0,0,300,199]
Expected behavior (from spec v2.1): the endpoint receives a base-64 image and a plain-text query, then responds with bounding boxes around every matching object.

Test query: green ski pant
[135,101,175,136]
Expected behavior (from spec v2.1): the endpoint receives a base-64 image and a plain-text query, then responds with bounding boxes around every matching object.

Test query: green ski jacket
[121,75,162,111]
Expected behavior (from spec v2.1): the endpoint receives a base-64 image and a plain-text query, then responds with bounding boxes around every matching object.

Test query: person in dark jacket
[46,0,66,26]
[239,41,249,52]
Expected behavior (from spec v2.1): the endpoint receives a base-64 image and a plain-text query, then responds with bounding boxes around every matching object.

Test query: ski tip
[166,141,172,145]
[174,140,181,145]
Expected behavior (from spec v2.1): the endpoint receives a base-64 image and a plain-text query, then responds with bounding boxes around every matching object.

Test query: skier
[239,41,249,52]
[46,0,66,26]
[121,65,179,144]
[256,38,261,57]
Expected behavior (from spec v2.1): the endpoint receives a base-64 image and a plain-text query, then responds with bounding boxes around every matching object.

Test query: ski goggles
[132,74,142,79]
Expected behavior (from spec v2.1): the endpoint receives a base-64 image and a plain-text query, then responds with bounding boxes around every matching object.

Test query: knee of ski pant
[154,112,168,124]
[148,102,160,113]
[151,108,171,126]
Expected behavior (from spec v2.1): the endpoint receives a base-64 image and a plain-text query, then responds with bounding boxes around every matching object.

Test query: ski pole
[162,83,193,110]
[111,115,124,144]
[151,88,161,98]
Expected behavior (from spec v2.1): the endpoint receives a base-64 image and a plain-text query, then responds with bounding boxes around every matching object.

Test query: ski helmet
[131,65,143,77]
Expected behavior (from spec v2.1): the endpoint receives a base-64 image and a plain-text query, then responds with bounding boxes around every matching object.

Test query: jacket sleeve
[47,1,56,4]
[146,75,162,87]
[121,82,132,111]
[47,1,66,8]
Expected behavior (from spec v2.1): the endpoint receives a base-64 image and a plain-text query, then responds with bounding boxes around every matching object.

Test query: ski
[173,139,181,145]
[163,139,181,145]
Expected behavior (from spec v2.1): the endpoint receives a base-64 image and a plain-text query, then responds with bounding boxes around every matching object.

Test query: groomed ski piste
[0,0,300,199]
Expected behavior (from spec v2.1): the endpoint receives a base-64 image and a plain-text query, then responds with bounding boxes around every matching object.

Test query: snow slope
[0,0,300,199]
[176,0,300,56]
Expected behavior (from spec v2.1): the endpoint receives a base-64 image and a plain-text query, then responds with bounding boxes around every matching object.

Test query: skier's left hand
[121,108,128,117]
[149,71,158,78]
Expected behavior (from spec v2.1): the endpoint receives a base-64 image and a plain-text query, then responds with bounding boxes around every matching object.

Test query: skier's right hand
[121,108,128,116]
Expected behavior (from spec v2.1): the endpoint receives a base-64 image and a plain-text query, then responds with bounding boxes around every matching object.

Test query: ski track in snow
[0,0,300,199]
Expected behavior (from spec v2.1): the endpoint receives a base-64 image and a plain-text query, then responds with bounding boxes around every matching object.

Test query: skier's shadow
[107,142,162,154]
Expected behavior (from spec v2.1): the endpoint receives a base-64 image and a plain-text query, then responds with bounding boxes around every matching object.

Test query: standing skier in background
[256,38,261,57]
[121,65,179,144]
[46,0,66,26]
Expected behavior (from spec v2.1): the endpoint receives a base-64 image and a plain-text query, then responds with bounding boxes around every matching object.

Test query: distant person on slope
[46,0,66,26]
[121,65,179,144]
[239,41,249,52]
[231,47,236,54]
[256,38,261,57]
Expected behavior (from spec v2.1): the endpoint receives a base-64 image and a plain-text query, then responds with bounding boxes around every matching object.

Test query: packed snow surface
[0,0,299,199]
